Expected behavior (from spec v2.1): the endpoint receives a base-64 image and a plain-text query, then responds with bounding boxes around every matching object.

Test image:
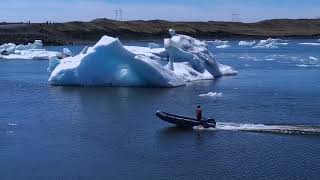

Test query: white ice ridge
[253,38,288,49]
[0,40,72,60]
[238,40,256,46]
[48,29,237,87]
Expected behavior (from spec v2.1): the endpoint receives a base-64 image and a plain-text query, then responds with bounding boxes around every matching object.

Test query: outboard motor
[207,118,216,128]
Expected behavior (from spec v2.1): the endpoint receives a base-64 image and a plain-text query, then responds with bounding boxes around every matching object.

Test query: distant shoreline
[0,18,319,46]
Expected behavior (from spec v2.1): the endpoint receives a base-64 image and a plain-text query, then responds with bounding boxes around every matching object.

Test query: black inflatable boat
[156,111,216,128]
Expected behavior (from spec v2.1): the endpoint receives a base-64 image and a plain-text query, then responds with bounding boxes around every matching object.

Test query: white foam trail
[194,122,320,134]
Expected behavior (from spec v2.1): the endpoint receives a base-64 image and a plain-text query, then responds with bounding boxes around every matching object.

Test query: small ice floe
[199,92,223,98]
[206,40,229,46]
[253,38,288,49]
[299,43,320,46]
[238,40,256,46]
[309,56,318,61]
[216,45,231,49]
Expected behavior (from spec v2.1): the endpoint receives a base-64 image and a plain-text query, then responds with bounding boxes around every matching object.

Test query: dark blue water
[0,40,319,179]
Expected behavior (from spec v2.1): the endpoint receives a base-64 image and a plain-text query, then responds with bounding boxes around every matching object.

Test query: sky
[1,0,319,23]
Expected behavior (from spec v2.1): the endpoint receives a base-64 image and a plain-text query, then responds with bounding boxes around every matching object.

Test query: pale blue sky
[1,0,319,22]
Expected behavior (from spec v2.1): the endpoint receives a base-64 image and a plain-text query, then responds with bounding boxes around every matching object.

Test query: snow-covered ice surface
[48,30,237,87]
[0,40,65,60]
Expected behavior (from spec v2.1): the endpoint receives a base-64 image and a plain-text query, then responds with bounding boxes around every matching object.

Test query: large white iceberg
[48,30,237,87]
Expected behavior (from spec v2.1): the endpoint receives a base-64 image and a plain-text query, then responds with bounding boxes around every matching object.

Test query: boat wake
[194,122,320,135]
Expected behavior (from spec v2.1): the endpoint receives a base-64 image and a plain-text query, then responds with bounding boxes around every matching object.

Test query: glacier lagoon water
[0,40,320,179]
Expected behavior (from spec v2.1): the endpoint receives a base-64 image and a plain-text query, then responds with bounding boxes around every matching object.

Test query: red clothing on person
[196,108,202,121]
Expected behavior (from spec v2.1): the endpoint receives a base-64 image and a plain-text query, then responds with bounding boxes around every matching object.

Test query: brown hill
[0,18,319,45]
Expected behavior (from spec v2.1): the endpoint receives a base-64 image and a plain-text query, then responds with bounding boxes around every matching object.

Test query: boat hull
[156,111,216,128]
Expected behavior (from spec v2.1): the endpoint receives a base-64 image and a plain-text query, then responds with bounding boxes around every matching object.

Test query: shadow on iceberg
[48,29,237,88]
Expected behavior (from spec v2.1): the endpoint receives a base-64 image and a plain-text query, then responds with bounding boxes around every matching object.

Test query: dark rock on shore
[0,18,319,46]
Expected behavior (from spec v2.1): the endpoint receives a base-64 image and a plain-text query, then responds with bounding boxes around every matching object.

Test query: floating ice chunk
[218,63,237,75]
[199,92,223,98]
[148,43,160,49]
[207,40,229,46]
[216,45,231,49]
[309,56,318,61]
[299,43,320,46]
[0,40,63,60]
[238,40,256,46]
[266,58,275,61]
[253,38,287,49]
[48,30,236,87]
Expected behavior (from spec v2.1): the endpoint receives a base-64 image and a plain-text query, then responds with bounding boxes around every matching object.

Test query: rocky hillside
[0,18,320,45]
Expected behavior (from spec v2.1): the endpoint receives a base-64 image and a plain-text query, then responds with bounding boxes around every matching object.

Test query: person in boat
[196,105,206,125]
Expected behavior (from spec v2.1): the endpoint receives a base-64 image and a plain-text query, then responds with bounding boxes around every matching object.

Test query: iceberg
[0,40,66,60]
[238,40,256,46]
[48,30,237,87]
[253,38,288,49]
